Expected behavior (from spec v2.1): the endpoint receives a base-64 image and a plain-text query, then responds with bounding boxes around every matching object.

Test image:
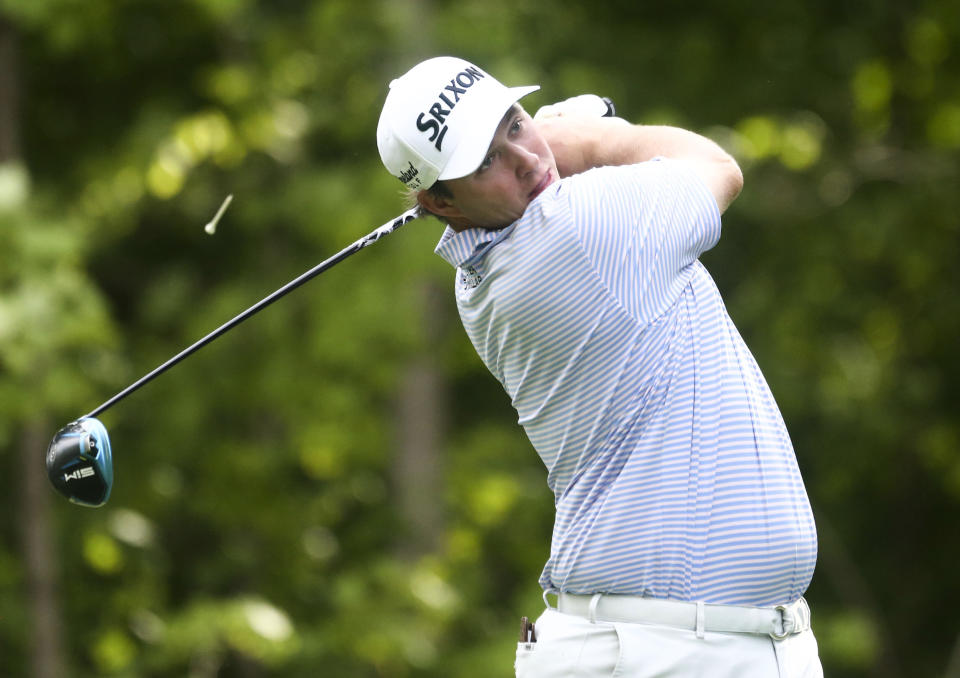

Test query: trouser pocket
[514,609,621,678]
[515,642,537,678]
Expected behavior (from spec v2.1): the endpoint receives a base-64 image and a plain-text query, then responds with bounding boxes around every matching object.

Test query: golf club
[46,95,617,508]
[47,206,420,507]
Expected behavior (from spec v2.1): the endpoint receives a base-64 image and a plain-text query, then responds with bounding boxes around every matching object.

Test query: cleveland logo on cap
[398,161,419,186]
[414,66,486,152]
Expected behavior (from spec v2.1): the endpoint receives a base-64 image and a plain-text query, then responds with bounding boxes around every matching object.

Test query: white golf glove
[533,94,615,120]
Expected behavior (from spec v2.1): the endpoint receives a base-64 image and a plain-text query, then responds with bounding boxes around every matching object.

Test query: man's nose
[507,142,538,174]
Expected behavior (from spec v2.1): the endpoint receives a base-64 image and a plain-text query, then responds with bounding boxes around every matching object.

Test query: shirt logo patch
[459,265,483,289]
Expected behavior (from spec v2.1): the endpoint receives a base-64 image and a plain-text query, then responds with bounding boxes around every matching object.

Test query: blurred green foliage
[1,0,958,676]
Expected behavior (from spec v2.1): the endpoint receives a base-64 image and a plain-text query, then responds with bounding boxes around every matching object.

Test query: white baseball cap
[377,56,539,191]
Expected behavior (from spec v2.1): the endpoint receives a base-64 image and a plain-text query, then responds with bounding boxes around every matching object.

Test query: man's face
[442,105,558,230]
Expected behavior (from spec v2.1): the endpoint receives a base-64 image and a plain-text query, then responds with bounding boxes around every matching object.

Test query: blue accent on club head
[78,417,113,500]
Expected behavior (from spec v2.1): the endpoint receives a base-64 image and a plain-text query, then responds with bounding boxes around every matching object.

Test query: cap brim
[438,85,540,181]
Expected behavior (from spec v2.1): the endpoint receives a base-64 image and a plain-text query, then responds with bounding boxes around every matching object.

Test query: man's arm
[535,115,744,214]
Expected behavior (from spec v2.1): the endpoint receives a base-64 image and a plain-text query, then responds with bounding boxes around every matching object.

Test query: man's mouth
[529,171,554,200]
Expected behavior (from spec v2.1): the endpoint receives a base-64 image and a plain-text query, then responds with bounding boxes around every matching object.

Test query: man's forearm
[536,115,743,213]
[595,121,730,166]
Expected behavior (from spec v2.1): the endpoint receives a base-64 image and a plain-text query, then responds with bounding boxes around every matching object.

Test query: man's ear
[417,189,462,220]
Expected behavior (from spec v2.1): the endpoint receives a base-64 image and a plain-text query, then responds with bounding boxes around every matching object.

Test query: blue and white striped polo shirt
[434,159,817,606]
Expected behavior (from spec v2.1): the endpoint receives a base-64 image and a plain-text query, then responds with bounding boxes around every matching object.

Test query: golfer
[377,56,822,678]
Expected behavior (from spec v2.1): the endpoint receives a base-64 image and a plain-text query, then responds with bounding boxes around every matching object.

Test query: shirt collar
[432,179,565,268]
[434,225,498,268]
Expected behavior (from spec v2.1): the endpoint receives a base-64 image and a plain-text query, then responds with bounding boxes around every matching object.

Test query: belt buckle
[769,604,790,640]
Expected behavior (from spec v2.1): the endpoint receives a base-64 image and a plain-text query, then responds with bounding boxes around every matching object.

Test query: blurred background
[1,0,958,676]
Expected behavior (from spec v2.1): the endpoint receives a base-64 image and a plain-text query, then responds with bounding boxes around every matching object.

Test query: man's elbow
[715,155,743,214]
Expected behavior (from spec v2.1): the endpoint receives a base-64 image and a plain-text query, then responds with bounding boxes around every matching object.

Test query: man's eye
[511,118,522,134]
[477,155,494,172]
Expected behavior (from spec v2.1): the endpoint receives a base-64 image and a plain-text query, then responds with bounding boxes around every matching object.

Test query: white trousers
[515,608,823,678]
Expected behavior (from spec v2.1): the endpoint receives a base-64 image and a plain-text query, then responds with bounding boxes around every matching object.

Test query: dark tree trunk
[393,280,448,558]
[3,14,67,678]
[20,421,66,678]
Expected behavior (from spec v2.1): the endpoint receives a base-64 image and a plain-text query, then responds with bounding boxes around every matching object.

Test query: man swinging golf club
[377,56,822,677]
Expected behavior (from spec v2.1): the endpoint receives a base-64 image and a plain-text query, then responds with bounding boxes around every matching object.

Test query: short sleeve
[565,159,722,324]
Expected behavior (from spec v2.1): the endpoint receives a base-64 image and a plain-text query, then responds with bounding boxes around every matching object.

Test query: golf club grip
[84,207,421,419]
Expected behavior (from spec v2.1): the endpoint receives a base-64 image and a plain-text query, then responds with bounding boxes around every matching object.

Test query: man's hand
[533,95,630,178]
[535,115,626,178]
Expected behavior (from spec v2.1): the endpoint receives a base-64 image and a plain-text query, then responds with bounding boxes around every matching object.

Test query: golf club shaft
[84,207,421,419]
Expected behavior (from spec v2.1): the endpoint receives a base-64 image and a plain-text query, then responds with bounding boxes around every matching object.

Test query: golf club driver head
[46,417,113,507]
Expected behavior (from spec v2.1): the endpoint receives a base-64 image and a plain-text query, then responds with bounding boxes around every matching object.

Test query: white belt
[555,593,812,640]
